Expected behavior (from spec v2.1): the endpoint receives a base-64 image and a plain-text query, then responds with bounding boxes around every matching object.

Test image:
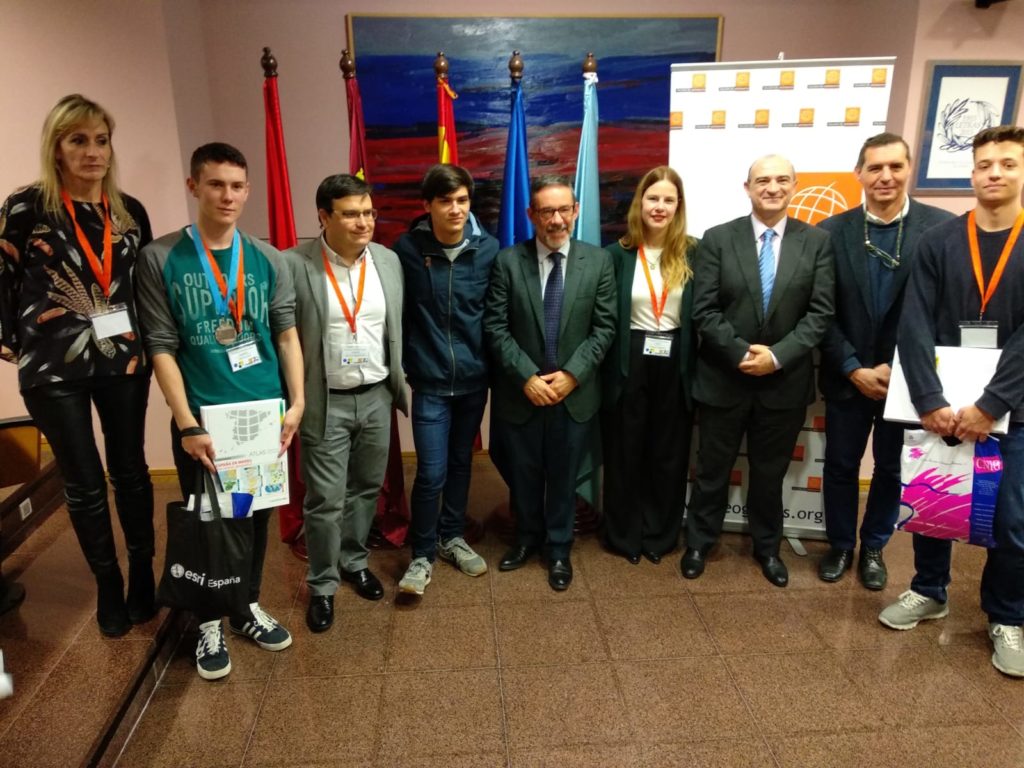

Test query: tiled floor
[4,462,1024,767]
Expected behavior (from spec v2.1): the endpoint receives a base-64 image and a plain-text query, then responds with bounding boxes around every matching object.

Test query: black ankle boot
[126,558,156,624]
[96,569,130,637]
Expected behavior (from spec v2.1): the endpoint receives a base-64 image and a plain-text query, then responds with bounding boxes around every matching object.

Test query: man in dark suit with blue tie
[484,176,617,591]
[818,133,955,589]
[682,155,835,587]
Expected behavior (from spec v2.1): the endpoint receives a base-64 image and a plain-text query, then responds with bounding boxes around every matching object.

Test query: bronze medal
[215,318,238,345]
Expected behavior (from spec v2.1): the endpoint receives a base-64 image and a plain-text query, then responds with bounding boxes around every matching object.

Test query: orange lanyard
[967,209,1024,320]
[198,235,245,331]
[60,189,112,296]
[638,245,669,328]
[321,246,366,335]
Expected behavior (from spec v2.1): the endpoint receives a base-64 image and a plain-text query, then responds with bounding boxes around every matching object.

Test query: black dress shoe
[858,547,888,591]
[818,547,854,583]
[499,545,538,571]
[627,553,641,565]
[340,568,384,600]
[306,594,334,633]
[642,550,662,565]
[755,554,789,587]
[680,547,707,579]
[548,558,573,591]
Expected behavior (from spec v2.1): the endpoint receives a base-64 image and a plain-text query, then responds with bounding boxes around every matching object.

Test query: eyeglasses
[863,213,903,270]
[336,209,378,221]
[534,205,575,222]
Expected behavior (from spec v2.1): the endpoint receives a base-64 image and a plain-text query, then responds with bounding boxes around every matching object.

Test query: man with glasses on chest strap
[818,133,954,589]
[484,176,616,591]
[283,174,407,633]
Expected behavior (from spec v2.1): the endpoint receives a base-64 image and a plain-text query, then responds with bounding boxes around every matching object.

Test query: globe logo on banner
[170,563,185,578]
[787,172,861,225]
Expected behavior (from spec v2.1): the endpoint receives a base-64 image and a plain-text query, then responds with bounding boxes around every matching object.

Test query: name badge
[226,339,262,372]
[341,343,370,366]
[90,303,132,339]
[960,321,998,349]
[643,333,673,357]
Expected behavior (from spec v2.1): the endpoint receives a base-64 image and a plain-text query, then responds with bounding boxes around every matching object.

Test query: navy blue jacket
[393,213,499,395]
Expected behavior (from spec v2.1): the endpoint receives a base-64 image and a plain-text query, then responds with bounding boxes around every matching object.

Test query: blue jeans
[409,389,488,561]
[822,394,904,551]
[911,424,1024,625]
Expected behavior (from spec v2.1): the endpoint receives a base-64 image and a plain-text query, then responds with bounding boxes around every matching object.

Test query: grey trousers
[302,383,392,595]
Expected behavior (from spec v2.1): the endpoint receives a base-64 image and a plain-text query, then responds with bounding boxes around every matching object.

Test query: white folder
[884,346,1010,434]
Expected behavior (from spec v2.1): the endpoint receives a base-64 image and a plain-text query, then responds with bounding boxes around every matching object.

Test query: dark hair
[421,164,474,201]
[856,132,911,169]
[529,175,575,206]
[973,125,1024,153]
[315,174,371,213]
[190,142,248,180]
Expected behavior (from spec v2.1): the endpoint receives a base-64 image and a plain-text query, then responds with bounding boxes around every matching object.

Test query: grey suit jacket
[692,215,835,410]
[483,237,617,424]
[282,238,408,443]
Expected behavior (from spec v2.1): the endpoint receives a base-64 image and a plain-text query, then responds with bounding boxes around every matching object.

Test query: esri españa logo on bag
[169,563,241,590]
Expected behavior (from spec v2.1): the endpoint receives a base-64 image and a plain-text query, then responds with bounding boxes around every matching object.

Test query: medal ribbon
[322,245,366,335]
[967,209,1024,320]
[61,189,113,296]
[638,245,669,329]
[189,226,245,331]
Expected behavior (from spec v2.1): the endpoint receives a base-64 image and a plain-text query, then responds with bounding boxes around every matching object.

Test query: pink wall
[2,0,1022,469]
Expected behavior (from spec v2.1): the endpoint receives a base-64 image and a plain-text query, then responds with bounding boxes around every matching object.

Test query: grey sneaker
[438,536,488,576]
[989,624,1024,678]
[195,619,231,681]
[229,602,292,651]
[878,589,949,630]
[399,557,433,595]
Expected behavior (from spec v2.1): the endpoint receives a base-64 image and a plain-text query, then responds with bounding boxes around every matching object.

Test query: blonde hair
[619,166,694,291]
[38,94,130,228]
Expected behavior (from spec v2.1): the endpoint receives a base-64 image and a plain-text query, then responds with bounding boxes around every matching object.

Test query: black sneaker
[195,620,231,681]
[229,602,292,651]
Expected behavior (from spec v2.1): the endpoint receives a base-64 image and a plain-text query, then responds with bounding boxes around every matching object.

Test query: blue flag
[498,80,533,249]
[573,73,601,246]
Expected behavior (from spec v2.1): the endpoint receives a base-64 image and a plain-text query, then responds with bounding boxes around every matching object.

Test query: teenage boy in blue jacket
[392,165,499,595]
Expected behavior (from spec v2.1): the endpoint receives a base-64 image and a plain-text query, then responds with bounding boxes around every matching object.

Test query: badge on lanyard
[638,245,672,358]
[90,303,133,339]
[226,339,262,372]
[322,245,367,366]
[966,209,1023,334]
[643,332,673,357]
[189,225,245,345]
[960,320,998,349]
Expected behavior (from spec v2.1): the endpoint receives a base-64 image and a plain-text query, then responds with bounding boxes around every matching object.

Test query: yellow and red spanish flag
[437,77,459,164]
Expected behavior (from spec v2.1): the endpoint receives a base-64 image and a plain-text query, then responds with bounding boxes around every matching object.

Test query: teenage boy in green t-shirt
[137,142,304,681]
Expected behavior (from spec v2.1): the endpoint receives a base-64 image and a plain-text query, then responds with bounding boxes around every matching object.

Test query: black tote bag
[157,467,253,618]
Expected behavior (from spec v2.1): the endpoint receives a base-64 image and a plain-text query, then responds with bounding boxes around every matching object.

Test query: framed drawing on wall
[346,15,721,244]
[914,61,1022,195]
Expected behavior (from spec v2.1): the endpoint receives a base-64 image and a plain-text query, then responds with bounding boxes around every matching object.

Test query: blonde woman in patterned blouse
[0,94,155,637]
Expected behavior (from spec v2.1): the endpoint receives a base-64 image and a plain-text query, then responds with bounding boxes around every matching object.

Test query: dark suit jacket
[601,240,699,411]
[483,238,617,424]
[692,215,835,410]
[282,238,409,443]
[817,200,956,401]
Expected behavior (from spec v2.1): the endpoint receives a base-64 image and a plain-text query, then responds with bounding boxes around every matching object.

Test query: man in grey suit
[682,155,835,587]
[818,133,955,589]
[484,176,617,591]
[283,174,408,632]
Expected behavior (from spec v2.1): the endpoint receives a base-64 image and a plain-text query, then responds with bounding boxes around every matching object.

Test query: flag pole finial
[261,47,278,78]
[509,50,524,83]
[339,49,356,79]
[434,52,450,81]
[582,52,597,74]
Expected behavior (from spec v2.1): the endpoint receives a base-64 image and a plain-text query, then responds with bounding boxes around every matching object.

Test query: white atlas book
[200,398,290,510]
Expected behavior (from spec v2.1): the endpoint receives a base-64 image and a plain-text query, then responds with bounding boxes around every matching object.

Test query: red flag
[262,75,297,250]
[437,77,459,164]
[346,76,370,180]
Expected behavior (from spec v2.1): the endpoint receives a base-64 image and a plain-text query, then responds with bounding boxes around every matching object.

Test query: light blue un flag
[572,73,600,246]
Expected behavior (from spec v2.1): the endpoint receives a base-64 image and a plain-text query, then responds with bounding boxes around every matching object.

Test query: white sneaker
[195,620,231,681]
[989,624,1024,678]
[398,557,432,595]
[438,537,488,576]
[878,590,949,630]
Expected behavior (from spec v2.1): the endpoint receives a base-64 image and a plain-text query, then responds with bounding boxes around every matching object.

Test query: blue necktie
[543,252,564,373]
[759,229,776,314]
